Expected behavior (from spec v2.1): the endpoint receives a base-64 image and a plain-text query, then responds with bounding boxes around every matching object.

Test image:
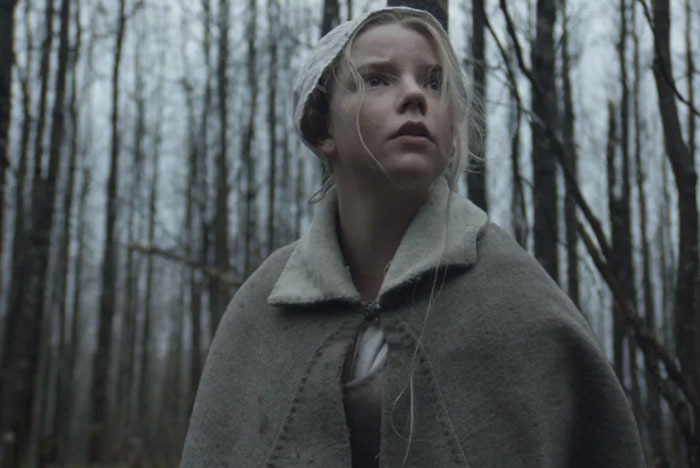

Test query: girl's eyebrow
[356,60,441,73]
[356,60,398,73]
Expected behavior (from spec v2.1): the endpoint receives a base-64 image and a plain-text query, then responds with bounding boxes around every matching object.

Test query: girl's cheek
[334,106,355,124]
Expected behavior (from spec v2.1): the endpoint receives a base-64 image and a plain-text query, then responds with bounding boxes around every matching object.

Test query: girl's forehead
[350,23,438,64]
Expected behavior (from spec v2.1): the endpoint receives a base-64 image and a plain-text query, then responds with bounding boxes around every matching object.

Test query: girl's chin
[381,158,445,189]
[380,170,441,195]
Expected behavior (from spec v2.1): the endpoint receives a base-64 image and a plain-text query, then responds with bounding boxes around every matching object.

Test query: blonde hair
[300,9,482,465]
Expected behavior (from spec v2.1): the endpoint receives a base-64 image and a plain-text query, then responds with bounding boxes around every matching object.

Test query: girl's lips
[393,134,432,145]
[392,121,433,140]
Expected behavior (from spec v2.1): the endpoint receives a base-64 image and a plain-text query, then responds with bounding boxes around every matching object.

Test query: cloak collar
[267,178,488,306]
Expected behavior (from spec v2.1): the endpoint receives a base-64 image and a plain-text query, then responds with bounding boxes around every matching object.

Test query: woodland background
[0,0,698,466]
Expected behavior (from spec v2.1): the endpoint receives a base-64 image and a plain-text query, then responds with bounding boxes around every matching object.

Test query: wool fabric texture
[179,179,646,467]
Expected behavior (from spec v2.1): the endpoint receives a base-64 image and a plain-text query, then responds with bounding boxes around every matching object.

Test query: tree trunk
[321,0,339,36]
[266,0,279,256]
[242,0,259,277]
[50,0,82,461]
[530,0,559,283]
[90,0,126,460]
[467,0,487,211]
[386,0,447,30]
[0,0,69,463]
[503,38,527,248]
[3,0,32,385]
[278,0,294,245]
[61,153,89,463]
[560,0,579,307]
[0,0,19,301]
[685,0,695,162]
[651,0,700,463]
[1,0,30,460]
[188,0,212,414]
[183,82,202,418]
[611,0,639,413]
[139,98,162,458]
[155,281,185,461]
[632,2,663,461]
[640,129,665,468]
[604,100,625,379]
[117,33,145,446]
[210,0,232,337]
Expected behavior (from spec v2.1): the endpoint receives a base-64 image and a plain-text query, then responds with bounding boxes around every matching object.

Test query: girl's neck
[335,184,427,302]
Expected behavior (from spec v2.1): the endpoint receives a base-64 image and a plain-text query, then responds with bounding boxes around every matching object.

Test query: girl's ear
[316,135,337,158]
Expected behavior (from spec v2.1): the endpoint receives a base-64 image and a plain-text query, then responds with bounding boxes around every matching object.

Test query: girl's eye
[426,73,441,91]
[364,75,387,87]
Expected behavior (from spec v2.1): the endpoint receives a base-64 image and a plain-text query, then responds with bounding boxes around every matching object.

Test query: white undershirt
[347,323,388,383]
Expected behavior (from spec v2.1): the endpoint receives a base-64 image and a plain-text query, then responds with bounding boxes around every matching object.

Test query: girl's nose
[396,78,427,114]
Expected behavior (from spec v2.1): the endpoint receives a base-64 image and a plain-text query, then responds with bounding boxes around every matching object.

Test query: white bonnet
[292,7,449,152]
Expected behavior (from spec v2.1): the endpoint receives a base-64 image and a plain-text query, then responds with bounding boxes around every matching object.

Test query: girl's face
[317,23,453,197]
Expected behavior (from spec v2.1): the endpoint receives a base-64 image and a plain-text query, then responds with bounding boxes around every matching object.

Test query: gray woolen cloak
[179,179,646,467]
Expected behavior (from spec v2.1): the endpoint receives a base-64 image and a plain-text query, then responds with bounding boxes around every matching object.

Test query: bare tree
[631,2,662,460]
[188,0,214,414]
[496,0,700,461]
[4,0,33,376]
[560,0,579,307]
[210,0,232,336]
[529,0,559,283]
[685,0,695,161]
[277,0,298,246]
[0,0,71,463]
[138,95,162,456]
[116,19,146,445]
[0,0,19,299]
[321,0,339,36]
[608,0,638,408]
[242,0,259,277]
[386,0,447,30]
[649,0,700,462]
[50,0,82,461]
[266,0,280,256]
[62,151,90,462]
[0,0,34,324]
[90,0,127,460]
[467,0,488,211]
[0,0,29,454]
[156,289,186,462]
[1,6,32,459]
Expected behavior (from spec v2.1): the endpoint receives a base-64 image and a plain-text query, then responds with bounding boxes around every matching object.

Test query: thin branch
[129,243,240,287]
[635,0,700,119]
[495,0,699,439]
[492,3,612,260]
[498,0,538,95]
[484,10,522,106]
[577,222,697,437]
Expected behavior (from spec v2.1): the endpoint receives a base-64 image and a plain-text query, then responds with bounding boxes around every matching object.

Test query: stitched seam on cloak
[263,316,357,467]
[396,319,473,468]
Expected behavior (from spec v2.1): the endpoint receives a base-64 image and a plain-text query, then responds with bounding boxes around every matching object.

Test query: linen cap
[292,7,448,152]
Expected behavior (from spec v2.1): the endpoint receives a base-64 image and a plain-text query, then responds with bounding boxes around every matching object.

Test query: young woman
[180,7,645,468]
